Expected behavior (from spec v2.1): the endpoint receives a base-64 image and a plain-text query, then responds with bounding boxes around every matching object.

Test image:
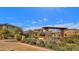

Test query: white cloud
[32,18,48,24]
[53,23,75,28]
[43,18,48,21]
[23,26,42,31]
[70,23,79,29]
[23,22,79,31]
[32,21,37,24]
[23,24,55,31]
[40,23,79,29]
[38,19,42,22]
[53,22,79,29]
[56,19,64,24]
[36,18,48,23]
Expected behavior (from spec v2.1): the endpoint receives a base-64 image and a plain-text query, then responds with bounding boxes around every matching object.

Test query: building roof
[0,24,23,32]
[42,27,67,29]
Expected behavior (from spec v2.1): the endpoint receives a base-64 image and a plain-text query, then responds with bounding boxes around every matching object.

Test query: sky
[0,7,79,30]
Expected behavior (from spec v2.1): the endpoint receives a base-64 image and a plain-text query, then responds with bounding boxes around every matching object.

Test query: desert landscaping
[0,24,79,51]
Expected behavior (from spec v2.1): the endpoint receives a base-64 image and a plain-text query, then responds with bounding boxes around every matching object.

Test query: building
[24,26,79,40]
[64,29,79,37]
[0,24,23,39]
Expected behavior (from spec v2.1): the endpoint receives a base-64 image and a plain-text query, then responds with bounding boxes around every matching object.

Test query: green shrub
[62,38,74,43]
[25,38,32,43]
[29,39,37,45]
[36,40,41,46]
[39,40,45,47]
[35,39,45,47]
[51,42,79,51]
[21,36,79,51]
[59,43,78,51]
[45,38,57,49]
[45,38,79,51]
[15,34,22,41]
[23,38,36,45]
[62,37,79,44]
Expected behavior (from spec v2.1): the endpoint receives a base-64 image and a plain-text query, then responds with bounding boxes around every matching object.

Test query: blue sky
[0,7,79,30]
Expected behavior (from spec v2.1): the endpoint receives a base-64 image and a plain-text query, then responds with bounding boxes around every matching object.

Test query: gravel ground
[0,39,52,51]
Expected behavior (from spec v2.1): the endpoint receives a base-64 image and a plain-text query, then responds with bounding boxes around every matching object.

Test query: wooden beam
[60,29,64,38]
[44,29,49,40]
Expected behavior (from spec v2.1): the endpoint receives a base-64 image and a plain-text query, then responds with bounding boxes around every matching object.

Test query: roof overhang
[42,27,67,30]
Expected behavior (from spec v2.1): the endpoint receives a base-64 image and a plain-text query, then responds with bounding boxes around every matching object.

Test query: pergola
[42,27,67,39]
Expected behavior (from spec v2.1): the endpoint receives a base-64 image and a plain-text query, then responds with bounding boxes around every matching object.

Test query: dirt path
[0,40,52,51]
